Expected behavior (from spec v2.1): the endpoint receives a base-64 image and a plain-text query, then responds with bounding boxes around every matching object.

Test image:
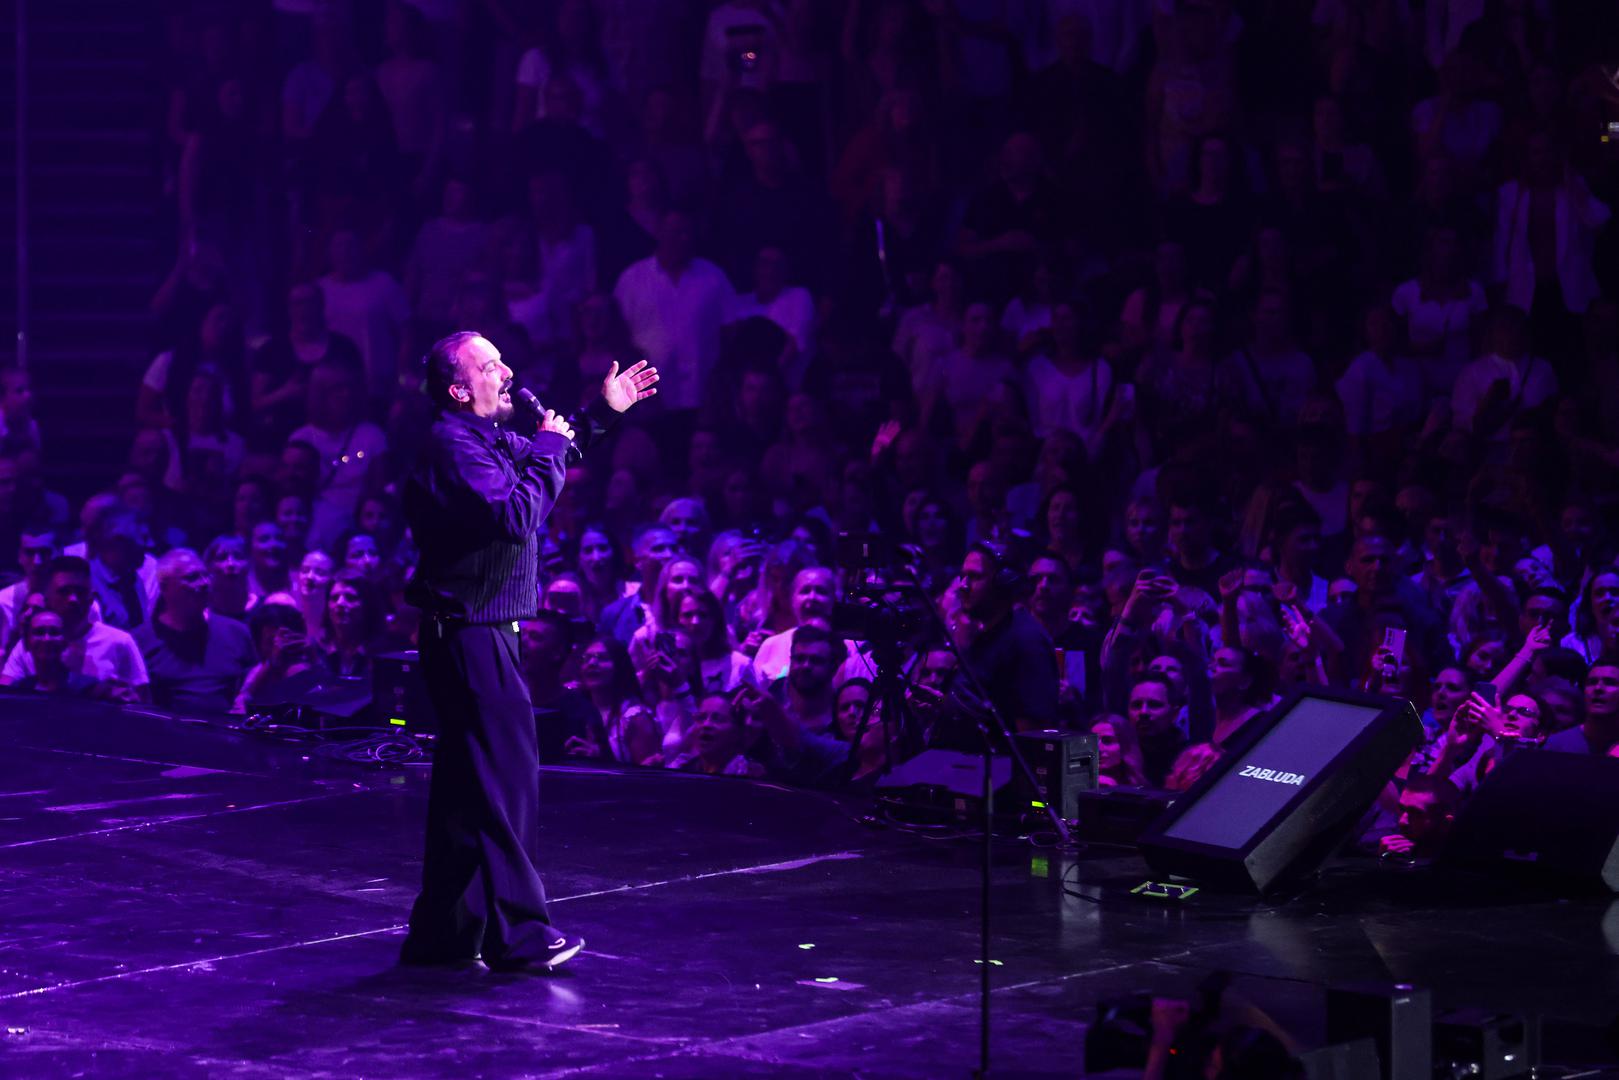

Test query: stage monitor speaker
[1012,730,1097,821]
[1326,983,1433,1080]
[1137,687,1423,893]
[372,650,439,734]
[1440,750,1619,893]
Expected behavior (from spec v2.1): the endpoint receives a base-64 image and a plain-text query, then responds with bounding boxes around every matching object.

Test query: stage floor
[1,694,1616,1078]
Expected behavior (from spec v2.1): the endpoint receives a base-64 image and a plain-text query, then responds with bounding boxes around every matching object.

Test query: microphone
[513,387,581,464]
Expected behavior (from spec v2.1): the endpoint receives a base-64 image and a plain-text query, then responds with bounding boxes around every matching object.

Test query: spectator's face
[161,552,212,617]
[1125,503,1162,556]
[1168,506,1209,561]
[677,594,716,648]
[0,370,32,419]
[968,464,1003,518]
[636,528,679,580]
[1498,694,1543,741]
[18,532,56,577]
[328,581,363,630]
[521,620,571,673]
[834,684,872,741]
[956,551,1002,619]
[663,558,704,608]
[579,642,614,689]
[277,498,311,543]
[1560,504,1595,549]
[917,650,958,693]
[962,303,994,352]
[915,501,949,548]
[1280,524,1320,568]
[1209,647,1248,696]
[789,640,836,696]
[1479,530,1522,576]
[278,446,320,497]
[791,568,835,625]
[26,610,68,669]
[345,535,381,576]
[451,337,514,421]
[1430,668,1469,721]
[579,530,616,579]
[1520,592,1567,638]
[1128,681,1176,737]
[656,213,695,266]
[308,365,362,428]
[1091,720,1120,771]
[46,571,91,628]
[1540,687,1580,733]
[1147,654,1186,697]
[1592,573,1619,628]
[693,696,744,760]
[1396,791,1447,846]
[251,522,288,570]
[1466,639,1505,680]
[1028,557,1072,620]
[754,247,788,295]
[208,538,249,583]
[1074,582,1106,628]
[298,551,334,596]
[1047,491,1082,543]
[1350,537,1396,595]
[1586,665,1619,721]
[930,263,962,308]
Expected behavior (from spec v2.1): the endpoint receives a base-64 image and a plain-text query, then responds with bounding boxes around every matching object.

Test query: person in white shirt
[512,0,618,138]
[287,358,389,553]
[1390,224,1488,399]
[1336,303,1425,440]
[727,244,815,381]
[0,525,57,650]
[319,229,410,401]
[751,567,876,686]
[1451,307,1557,437]
[1024,299,1115,454]
[0,556,149,699]
[923,301,1018,447]
[612,209,734,413]
[403,178,491,328]
[1227,288,1316,427]
[1492,133,1611,319]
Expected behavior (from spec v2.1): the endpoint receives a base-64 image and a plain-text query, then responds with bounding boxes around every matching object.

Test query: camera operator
[948,541,1059,734]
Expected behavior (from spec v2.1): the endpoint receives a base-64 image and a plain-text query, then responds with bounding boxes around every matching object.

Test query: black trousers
[403,622,558,964]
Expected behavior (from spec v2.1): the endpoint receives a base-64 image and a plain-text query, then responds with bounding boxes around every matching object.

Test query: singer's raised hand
[540,409,574,440]
[602,359,660,413]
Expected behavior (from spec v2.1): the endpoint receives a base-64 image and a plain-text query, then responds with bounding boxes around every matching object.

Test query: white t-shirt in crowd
[287,421,389,551]
[1450,352,1557,435]
[891,305,960,397]
[319,271,410,398]
[728,286,815,363]
[515,49,613,135]
[1024,354,1113,442]
[613,256,734,412]
[1336,350,1425,436]
[1390,278,1487,396]
[1,619,149,689]
[929,350,1018,444]
[750,626,878,687]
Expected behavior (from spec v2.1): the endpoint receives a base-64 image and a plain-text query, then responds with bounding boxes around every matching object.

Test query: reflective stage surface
[1,695,1615,1077]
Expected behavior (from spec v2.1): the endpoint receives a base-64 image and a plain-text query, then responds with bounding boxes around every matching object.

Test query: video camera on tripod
[829,531,931,647]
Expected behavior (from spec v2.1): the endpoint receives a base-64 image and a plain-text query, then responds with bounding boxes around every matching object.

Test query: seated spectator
[731,678,851,789]
[247,520,293,603]
[678,589,752,696]
[317,230,410,403]
[1165,491,1237,595]
[275,494,313,566]
[569,635,662,766]
[1542,660,1619,756]
[405,178,492,330]
[248,283,363,451]
[751,566,866,685]
[727,245,815,374]
[1451,307,1557,440]
[628,555,706,667]
[0,526,60,649]
[233,602,315,714]
[1024,300,1117,455]
[668,692,756,776]
[291,549,334,640]
[765,622,841,734]
[203,534,251,619]
[1090,712,1149,788]
[922,301,1017,448]
[520,612,597,763]
[1227,288,1315,429]
[1390,224,1486,398]
[951,542,1059,733]
[288,357,388,552]
[0,366,40,450]
[1208,645,1274,747]
[1336,303,1423,454]
[318,569,383,678]
[85,507,159,633]
[134,548,255,713]
[1120,667,1188,785]
[1378,774,1461,860]
[10,610,97,696]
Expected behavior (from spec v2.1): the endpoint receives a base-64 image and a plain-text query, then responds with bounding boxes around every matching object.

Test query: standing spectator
[956,133,1062,305]
[247,521,293,603]
[519,613,595,763]
[1337,303,1424,454]
[713,120,835,290]
[288,358,389,552]
[249,283,364,452]
[1542,660,1619,756]
[952,542,1059,732]
[137,302,248,433]
[292,549,335,640]
[203,534,252,619]
[1024,299,1116,453]
[599,524,680,643]
[307,75,400,254]
[134,548,256,713]
[613,209,735,416]
[85,508,158,634]
[0,366,40,450]
[10,610,96,696]
[1128,671,1189,785]
[678,589,753,695]
[1451,307,1557,438]
[1228,289,1316,429]
[513,0,619,139]
[1090,712,1149,787]
[0,557,149,699]
[924,301,1017,448]
[571,635,662,765]
[405,178,492,331]
[318,568,382,678]
[1166,491,1237,596]
[318,230,410,403]
[727,246,815,375]
[1391,224,1488,400]
[0,526,58,649]
[374,2,446,205]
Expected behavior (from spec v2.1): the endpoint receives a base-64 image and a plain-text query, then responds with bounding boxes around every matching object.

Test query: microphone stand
[904,582,1073,1079]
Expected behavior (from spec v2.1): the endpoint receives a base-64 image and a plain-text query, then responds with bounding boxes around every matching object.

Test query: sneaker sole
[543,939,584,969]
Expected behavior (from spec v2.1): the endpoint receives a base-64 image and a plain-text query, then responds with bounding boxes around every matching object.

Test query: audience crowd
[4,0,1619,855]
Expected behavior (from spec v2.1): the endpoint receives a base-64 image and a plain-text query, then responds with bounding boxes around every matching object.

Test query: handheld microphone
[513,387,581,464]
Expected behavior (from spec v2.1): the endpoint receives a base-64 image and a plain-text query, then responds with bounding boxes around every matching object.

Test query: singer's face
[458,336,514,421]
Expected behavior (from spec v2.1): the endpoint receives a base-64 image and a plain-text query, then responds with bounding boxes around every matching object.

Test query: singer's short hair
[424,330,484,409]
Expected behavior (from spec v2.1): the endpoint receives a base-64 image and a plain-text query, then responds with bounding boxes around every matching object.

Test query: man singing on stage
[401,331,657,971]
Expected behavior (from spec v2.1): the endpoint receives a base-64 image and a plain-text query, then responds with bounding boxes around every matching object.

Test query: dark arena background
[3,2,1619,1077]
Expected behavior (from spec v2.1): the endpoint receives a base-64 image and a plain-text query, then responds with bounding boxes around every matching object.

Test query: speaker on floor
[1011,730,1097,821]
[1440,750,1619,893]
[1137,687,1424,893]
[1326,983,1433,1080]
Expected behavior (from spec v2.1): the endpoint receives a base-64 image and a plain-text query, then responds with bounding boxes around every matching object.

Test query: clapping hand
[601,359,659,413]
